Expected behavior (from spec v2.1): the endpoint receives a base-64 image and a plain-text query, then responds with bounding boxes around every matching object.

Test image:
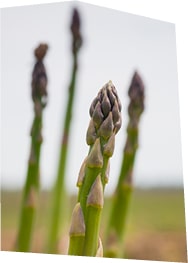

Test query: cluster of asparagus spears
[15,7,145,258]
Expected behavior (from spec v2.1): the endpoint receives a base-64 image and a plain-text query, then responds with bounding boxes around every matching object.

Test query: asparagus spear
[16,44,48,252]
[68,81,122,256]
[104,71,145,258]
[46,8,82,253]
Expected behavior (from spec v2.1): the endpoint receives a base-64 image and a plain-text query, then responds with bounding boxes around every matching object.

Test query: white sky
[1,1,184,193]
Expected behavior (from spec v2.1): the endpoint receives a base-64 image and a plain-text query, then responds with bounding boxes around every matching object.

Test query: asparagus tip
[77,158,86,187]
[103,131,115,158]
[34,44,48,61]
[71,7,82,53]
[86,138,103,168]
[128,71,145,117]
[129,71,144,102]
[71,8,80,31]
[87,174,104,208]
[86,119,97,145]
[32,43,48,107]
[89,81,122,139]
[69,203,85,236]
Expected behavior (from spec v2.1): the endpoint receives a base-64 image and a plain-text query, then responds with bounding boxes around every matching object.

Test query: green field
[1,188,187,262]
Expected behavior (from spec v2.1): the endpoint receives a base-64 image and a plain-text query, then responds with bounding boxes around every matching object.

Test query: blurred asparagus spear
[46,8,82,253]
[104,71,145,258]
[16,44,48,252]
[68,81,122,256]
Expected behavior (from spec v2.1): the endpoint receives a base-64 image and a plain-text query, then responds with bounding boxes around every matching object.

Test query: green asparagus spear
[68,81,122,257]
[104,71,145,258]
[46,8,83,253]
[16,44,48,252]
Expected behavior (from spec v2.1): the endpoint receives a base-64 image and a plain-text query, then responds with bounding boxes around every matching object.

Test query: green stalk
[104,71,145,258]
[16,44,48,252]
[68,81,122,256]
[83,175,103,256]
[46,8,83,253]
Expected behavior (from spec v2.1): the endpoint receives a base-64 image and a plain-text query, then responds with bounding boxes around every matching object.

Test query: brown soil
[124,230,187,262]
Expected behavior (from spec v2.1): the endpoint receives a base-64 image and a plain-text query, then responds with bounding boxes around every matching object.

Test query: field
[1,188,187,262]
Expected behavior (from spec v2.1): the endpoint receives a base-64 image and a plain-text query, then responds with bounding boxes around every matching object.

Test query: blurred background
[1,1,187,262]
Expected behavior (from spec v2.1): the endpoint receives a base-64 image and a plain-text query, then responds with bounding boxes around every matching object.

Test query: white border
[1,1,187,263]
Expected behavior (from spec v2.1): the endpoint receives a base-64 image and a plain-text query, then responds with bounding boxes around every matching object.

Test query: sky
[1,1,184,193]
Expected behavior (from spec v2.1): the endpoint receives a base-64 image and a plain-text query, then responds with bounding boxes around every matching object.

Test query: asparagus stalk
[46,8,82,253]
[68,81,122,257]
[16,44,48,252]
[104,71,145,258]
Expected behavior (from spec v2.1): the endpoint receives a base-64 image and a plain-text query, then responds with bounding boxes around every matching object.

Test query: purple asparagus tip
[70,8,82,54]
[128,71,145,117]
[32,44,48,107]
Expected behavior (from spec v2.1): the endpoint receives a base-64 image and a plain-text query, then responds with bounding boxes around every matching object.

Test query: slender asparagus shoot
[68,81,122,257]
[46,8,82,253]
[15,44,48,252]
[104,71,145,258]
